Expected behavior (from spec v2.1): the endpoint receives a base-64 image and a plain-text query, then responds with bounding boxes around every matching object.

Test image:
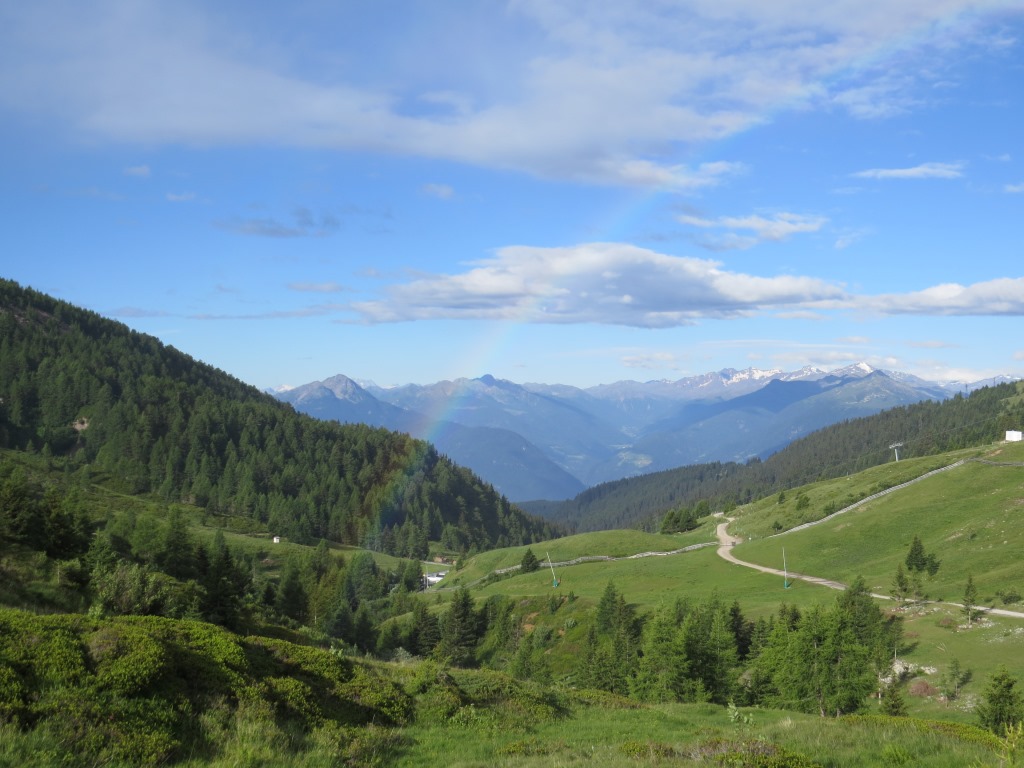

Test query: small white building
[423,572,447,587]
[272,536,281,544]
[1007,430,1023,442]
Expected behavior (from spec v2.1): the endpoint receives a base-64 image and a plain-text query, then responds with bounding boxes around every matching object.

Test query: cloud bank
[1,1,1016,187]
[348,243,1024,326]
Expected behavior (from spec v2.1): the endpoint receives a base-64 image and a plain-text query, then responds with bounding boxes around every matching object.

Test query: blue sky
[2,1,1023,389]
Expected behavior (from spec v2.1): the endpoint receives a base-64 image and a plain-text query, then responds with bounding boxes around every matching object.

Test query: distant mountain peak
[721,367,783,384]
[829,362,877,378]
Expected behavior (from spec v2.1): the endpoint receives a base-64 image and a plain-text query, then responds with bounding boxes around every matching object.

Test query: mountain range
[274,364,1015,502]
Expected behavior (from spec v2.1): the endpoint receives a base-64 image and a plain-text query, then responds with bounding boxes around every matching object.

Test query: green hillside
[5,277,1024,765]
[732,440,1024,601]
[0,278,560,553]
[532,380,1024,532]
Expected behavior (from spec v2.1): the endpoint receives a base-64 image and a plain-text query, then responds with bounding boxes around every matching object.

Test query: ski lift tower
[546,552,559,588]
[889,442,903,462]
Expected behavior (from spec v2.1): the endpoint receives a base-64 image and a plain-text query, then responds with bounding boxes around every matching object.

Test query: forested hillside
[0,279,560,552]
[532,380,1024,531]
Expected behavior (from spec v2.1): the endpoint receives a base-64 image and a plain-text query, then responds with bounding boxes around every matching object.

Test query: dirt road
[715,518,1024,619]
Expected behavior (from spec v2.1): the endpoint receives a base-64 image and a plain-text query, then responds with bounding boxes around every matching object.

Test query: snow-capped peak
[829,362,876,378]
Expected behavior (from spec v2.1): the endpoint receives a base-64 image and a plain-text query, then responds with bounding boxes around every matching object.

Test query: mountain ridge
[275,364,1018,501]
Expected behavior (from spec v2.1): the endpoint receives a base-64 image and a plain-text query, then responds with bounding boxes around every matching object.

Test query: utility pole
[889,442,903,462]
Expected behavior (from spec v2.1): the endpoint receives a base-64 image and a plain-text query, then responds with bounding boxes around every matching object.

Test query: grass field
[441,524,718,589]
[399,693,1001,767]
[721,439,1024,722]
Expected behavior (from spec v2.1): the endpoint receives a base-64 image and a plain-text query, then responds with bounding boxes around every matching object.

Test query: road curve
[715,519,1024,620]
[715,520,848,592]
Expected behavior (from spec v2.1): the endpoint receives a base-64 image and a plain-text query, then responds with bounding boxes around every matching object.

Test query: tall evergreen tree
[520,547,540,573]
[408,600,440,657]
[905,536,927,572]
[978,667,1024,736]
[963,574,978,627]
[631,607,685,702]
[437,587,478,667]
[880,683,908,717]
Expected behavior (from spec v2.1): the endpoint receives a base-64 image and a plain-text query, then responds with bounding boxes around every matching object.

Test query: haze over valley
[276,363,1017,500]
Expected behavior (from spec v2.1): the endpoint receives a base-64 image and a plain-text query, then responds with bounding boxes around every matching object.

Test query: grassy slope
[6,437,1024,763]
[726,439,1024,722]
[400,695,998,768]
[442,523,717,588]
[447,439,1024,727]
[733,441,1024,600]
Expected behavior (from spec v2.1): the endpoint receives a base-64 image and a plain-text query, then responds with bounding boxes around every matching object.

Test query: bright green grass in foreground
[400,698,1000,768]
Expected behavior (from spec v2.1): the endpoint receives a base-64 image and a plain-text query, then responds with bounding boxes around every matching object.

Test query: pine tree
[890,563,909,605]
[408,600,440,657]
[353,604,377,654]
[274,557,308,625]
[509,631,535,680]
[631,607,685,702]
[596,581,620,634]
[940,657,968,702]
[880,683,908,717]
[520,547,540,573]
[978,667,1024,736]
[905,535,926,572]
[963,574,978,627]
[437,587,478,667]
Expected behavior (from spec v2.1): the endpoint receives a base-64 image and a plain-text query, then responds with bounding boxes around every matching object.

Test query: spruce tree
[437,587,478,667]
[978,667,1024,736]
[520,547,540,573]
[880,683,908,717]
[963,574,978,627]
[890,563,909,605]
[905,535,926,572]
[596,581,620,633]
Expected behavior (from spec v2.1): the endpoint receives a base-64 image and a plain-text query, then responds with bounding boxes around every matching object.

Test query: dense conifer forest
[0,279,560,553]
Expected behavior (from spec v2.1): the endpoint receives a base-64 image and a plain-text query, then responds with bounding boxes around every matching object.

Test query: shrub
[0,664,25,724]
[620,739,676,759]
[88,623,170,696]
[339,665,413,726]
[498,736,565,756]
[908,679,938,698]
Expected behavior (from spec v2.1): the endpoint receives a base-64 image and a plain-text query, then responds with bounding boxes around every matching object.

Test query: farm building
[1007,430,1023,442]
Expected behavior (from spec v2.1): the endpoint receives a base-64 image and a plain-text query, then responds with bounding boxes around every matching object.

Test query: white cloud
[166,191,195,202]
[349,243,1024,326]
[123,165,150,177]
[852,162,964,179]
[1,1,1014,187]
[214,207,340,238]
[868,278,1024,315]
[834,228,870,250]
[621,352,681,371]
[831,77,921,119]
[422,183,455,199]
[907,340,957,349]
[288,282,347,293]
[679,211,827,250]
[1005,182,1024,194]
[349,242,847,327]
